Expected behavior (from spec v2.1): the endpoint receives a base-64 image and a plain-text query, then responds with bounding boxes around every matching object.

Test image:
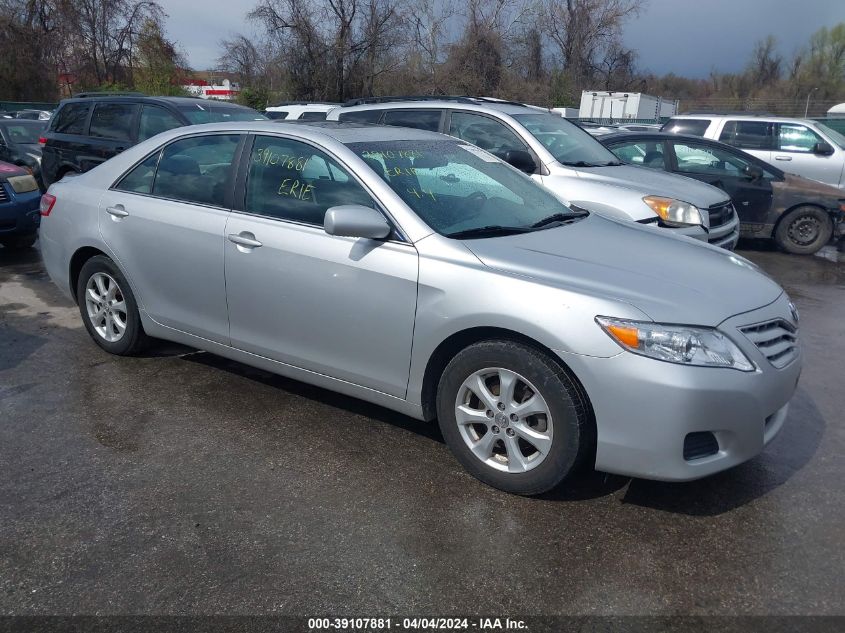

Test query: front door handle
[774,155,793,161]
[227,232,263,249]
[106,204,129,218]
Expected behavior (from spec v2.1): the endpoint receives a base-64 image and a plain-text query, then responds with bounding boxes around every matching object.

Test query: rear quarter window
[52,103,90,134]
[661,118,711,136]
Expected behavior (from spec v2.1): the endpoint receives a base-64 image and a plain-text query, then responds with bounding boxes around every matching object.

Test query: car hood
[462,214,783,326]
[0,161,28,180]
[573,164,730,208]
[776,173,844,199]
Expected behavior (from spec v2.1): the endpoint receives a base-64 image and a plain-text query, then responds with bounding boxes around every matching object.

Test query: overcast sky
[157,0,844,78]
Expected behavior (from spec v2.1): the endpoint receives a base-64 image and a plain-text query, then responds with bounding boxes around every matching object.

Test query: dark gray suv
[41,94,266,188]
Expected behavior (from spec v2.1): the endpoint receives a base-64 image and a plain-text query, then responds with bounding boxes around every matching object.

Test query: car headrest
[160,154,201,176]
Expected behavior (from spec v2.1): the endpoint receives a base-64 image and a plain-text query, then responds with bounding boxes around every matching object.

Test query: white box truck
[579,91,678,120]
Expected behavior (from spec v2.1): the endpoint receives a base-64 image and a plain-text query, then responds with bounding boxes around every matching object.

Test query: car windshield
[815,122,845,149]
[0,121,45,143]
[178,104,267,124]
[346,140,586,238]
[512,114,621,166]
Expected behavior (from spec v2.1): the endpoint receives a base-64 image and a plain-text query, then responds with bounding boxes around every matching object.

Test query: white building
[579,91,678,120]
[182,78,240,101]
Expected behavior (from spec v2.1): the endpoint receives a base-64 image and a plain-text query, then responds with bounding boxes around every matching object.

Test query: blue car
[0,161,41,249]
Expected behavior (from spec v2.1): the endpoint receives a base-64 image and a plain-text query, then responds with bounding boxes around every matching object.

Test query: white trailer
[579,91,678,121]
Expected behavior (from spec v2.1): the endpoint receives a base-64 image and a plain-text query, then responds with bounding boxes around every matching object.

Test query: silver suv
[662,114,845,189]
[327,97,740,249]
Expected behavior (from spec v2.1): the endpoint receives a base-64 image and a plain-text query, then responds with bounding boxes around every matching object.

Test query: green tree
[133,18,188,96]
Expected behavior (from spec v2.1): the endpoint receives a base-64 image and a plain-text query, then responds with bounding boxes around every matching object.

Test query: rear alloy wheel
[437,340,593,495]
[775,206,833,255]
[77,255,148,355]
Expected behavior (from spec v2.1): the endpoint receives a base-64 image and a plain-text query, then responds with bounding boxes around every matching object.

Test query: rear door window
[138,105,184,141]
[52,103,90,134]
[337,110,382,123]
[381,110,441,132]
[89,103,138,141]
[608,140,664,168]
[660,118,710,136]
[719,121,773,150]
[152,134,241,207]
[114,152,161,194]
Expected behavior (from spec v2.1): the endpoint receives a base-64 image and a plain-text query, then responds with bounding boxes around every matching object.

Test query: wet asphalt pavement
[0,241,843,617]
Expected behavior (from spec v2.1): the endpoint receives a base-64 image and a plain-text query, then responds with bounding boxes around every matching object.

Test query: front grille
[708,202,734,228]
[0,184,9,203]
[684,432,719,461]
[740,319,798,368]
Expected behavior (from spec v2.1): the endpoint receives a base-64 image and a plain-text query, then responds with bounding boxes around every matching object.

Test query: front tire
[775,206,833,255]
[76,255,148,355]
[436,340,593,495]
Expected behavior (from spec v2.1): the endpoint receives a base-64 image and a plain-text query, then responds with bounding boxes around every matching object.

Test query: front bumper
[560,294,801,481]
[0,185,40,238]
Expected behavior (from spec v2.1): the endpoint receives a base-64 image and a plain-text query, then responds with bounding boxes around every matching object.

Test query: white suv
[662,114,845,189]
[327,97,740,249]
[265,103,338,122]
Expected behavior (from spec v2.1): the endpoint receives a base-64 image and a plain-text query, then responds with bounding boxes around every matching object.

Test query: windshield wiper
[560,160,622,167]
[530,211,589,229]
[447,225,534,239]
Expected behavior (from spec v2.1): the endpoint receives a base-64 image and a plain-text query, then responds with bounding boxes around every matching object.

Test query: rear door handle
[106,204,129,218]
[774,155,792,161]
[227,232,263,248]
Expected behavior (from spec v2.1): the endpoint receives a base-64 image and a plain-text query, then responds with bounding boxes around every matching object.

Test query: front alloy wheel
[455,368,553,473]
[437,340,593,495]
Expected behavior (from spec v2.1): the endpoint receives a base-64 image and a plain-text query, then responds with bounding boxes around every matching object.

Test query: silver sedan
[39,121,801,495]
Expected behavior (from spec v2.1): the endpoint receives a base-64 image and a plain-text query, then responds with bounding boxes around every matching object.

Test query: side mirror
[743,164,764,180]
[504,149,536,174]
[324,204,391,240]
[813,141,835,156]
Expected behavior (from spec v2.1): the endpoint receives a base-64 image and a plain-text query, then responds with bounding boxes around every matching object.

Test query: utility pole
[804,88,819,117]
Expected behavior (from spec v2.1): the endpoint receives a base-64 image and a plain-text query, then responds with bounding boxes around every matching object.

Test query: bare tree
[544,0,644,99]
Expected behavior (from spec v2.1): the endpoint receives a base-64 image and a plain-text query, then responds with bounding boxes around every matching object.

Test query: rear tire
[436,340,593,495]
[775,206,833,255]
[76,255,148,355]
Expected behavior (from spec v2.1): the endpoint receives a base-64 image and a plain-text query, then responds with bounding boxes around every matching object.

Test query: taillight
[40,193,56,216]
[38,136,46,146]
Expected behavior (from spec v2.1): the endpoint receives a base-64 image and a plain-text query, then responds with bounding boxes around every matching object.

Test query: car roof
[162,120,451,143]
[58,95,255,109]
[669,114,816,124]
[335,100,546,117]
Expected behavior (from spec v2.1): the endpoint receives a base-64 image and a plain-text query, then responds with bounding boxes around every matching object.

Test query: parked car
[601,132,845,254]
[40,94,266,188]
[0,119,47,189]
[40,121,801,494]
[327,97,740,249]
[14,109,53,121]
[265,102,339,121]
[661,114,845,190]
[0,161,42,249]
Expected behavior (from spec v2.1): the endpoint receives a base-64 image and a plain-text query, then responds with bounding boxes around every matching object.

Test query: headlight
[596,316,755,371]
[6,174,39,193]
[642,195,704,227]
